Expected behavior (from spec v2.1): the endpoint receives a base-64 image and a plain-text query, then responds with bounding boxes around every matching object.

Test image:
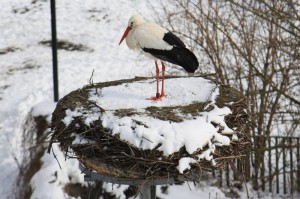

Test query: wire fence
[212,136,300,195]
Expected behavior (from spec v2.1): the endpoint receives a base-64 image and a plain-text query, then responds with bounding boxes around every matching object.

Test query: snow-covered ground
[0,0,156,197]
[0,0,293,198]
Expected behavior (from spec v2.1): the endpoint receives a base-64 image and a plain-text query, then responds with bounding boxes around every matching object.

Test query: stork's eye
[130,22,134,26]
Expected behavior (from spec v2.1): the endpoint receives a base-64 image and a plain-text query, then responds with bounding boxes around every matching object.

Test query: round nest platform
[49,76,251,181]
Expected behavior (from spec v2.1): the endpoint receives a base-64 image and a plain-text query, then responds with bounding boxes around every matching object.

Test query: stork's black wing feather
[142,31,198,73]
[142,47,199,73]
[163,32,186,48]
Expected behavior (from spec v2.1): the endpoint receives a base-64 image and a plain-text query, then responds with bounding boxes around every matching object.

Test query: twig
[52,147,62,169]
[186,181,192,191]
[89,69,95,86]
[141,136,153,143]
[214,155,246,160]
[121,152,175,165]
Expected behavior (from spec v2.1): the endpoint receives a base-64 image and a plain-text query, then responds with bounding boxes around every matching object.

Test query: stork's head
[128,15,145,28]
[119,15,145,45]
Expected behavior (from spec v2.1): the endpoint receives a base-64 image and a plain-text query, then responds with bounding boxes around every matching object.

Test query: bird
[119,15,199,101]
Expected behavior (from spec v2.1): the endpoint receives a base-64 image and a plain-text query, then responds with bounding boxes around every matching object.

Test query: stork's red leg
[155,61,160,98]
[160,62,166,97]
[147,61,165,101]
[147,61,160,100]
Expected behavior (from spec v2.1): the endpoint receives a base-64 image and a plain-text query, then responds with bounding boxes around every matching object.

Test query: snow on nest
[63,77,234,173]
[89,77,216,109]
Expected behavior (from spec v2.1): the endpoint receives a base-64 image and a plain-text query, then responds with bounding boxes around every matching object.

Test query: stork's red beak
[119,27,132,45]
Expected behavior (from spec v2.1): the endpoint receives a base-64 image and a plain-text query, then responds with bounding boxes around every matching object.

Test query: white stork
[119,15,199,101]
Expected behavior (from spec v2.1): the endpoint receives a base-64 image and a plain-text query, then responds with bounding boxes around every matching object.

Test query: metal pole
[150,185,156,199]
[50,0,59,102]
[140,185,156,199]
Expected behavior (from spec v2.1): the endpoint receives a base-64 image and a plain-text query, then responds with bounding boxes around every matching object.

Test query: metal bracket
[79,164,200,198]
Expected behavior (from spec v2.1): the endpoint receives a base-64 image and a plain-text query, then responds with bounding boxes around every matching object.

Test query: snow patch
[31,101,57,117]
[30,144,86,199]
[71,133,96,145]
[177,157,197,173]
[102,183,130,199]
[89,77,216,109]
[232,134,239,141]
[62,107,102,127]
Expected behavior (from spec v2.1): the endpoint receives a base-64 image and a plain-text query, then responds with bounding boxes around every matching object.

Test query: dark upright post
[50,0,59,102]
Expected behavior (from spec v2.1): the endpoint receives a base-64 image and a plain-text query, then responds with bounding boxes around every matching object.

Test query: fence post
[268,138,272,192]
[260,136,266,191]
[252,135,259,190]
[212,136,300,195]
[289,137,294,193]
[283,138,287,194]
[275,137,279,194]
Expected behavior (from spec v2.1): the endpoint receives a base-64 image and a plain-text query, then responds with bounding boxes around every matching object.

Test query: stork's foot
[147,92,165,101]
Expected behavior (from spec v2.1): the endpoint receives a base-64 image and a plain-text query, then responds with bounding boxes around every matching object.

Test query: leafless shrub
[153,0,300,190]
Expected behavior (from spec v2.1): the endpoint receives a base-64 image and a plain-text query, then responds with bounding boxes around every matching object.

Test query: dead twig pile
[48,76,251,181]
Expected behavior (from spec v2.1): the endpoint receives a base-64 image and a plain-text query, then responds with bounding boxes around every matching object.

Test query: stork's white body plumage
[126,22,172,51]
[119,15,199,100]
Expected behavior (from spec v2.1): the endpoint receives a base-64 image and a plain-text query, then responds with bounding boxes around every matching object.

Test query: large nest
[49,76,251,181]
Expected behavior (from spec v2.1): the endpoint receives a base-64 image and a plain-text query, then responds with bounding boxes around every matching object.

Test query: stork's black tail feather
[170,47,199,73]
[142,47,199,73]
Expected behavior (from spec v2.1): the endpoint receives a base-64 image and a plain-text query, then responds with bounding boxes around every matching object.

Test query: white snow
[232,134,239,141]
[96,83,231,156]
[89,77,216,109]
[30,143,86,199]
[0,0,278,198]
[0,0,158,197]
[102,183,130,199]
[62,107,102,126]
[71,133,96,145]
[62,109,82,126]
[177,157,197,173]
[31,101,57,117]
[157,183,227,199]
